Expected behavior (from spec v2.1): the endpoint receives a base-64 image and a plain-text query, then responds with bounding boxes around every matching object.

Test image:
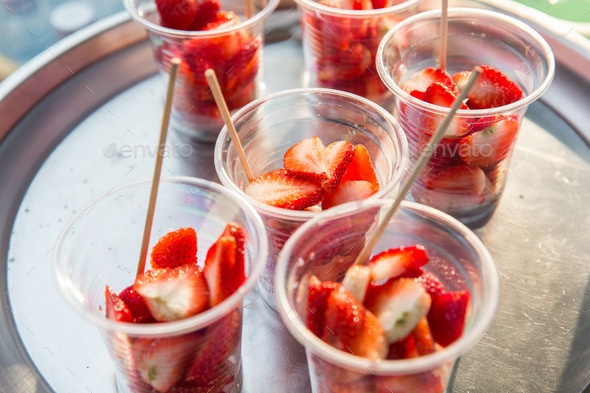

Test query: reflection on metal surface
[1,2,590,392]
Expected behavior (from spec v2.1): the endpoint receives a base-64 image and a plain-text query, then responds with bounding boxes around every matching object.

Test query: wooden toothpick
[136,58,180,277]
[352,66,482,266]
[205,68,254,182]
[440,0,449,71]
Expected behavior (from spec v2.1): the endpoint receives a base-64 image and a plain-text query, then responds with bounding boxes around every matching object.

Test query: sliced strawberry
[245,169,325,210]
[424,165,486,194]
[184,310,240,387]
[189,0,220,30]
[423,82,461,108]
[155,0,198,30]
[342,264,372,304]
[369,245,429,283]
[283,136,325,175]
[370,0,388,8]
[133,334,201,391]
[202,10,241,30]
[427,290,470,347]
[219,222,246,294]
[340,144,380,188]
[402,67,459,96]
[118,285,156,323]
[322,285,387,359]
[458,117,519,167]
[467,66,523,109]
[412,317,436,356]
[386,332,418,360]
[364,278,431,344]
[150,227,198,269]
[412,270,446,301]
[452,70,472,93]
[105,285,133,323]
[283,137,354,193]
[306,276,340,337]
[352,0,372,11]
[134,264,210,322]
[321,140,355,191]
[422,83,470,137]
[322,180,378,210]
[203,233,235,307]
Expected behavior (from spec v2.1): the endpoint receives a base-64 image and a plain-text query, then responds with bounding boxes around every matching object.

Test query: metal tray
[1,2,589,392]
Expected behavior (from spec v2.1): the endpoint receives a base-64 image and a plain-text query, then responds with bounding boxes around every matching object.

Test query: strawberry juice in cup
[53,177,268,393]
[296,0,422,110]
[214,88,408,309]
[376,8,555,227]
[123,0,279,142]
[275,199,498,393]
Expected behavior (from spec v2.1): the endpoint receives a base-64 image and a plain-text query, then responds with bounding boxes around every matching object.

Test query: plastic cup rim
[294,0,422,18]
[52,176,269,336]
[122,0,280,38]
[376,7,556,116]
[274,199,499,374]
[213,87,409,221]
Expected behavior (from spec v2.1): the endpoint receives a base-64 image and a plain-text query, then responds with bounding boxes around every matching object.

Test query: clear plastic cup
[214,88,408,309]
[275,199,498,393]
[296,0,422,110]
[53,177,268,393]
[123,0,279,142]
[376,8,555,227]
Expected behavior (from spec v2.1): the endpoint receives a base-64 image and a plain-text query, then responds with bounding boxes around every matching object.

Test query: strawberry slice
[283,136,326,177]
[402,67,459,96]
[105,285,133,323]
[342,264,372,304]
[220,222,246,294]
[118,285,156,323]
[184,310,240,387]
[412,317,436,356]
[467,66,523,109]
[155,0,198,30]
[203,224,248,307]
[283,137,355,193]
[150,227,198,269]
[245,169,324,210]
[412,270,446,301]
[452,70,471,93]
[386,332,418,360]
[458,117,519,167]
[322,285,387,360]
[427,290,470,347]
[364,278,431,343]
[133,334,201,391]
[189,0,220,30]
[322,180,378,210]
[134,264,210,322]
[422,82,471,137]
[424,165,486,194]
[202,11,241,30]
[306,276,340,337]
[340,144,380,188]
[369,245,429,283]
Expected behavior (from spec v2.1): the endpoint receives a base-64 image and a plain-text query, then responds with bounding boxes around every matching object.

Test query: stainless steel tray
[1,2,590,392]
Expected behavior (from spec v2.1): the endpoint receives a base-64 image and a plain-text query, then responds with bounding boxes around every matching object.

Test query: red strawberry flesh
[427,290,470,347]
[150,227,198,269]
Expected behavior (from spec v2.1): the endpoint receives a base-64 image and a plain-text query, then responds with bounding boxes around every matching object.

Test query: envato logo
[103,143,194,159]
[411,143,495,160]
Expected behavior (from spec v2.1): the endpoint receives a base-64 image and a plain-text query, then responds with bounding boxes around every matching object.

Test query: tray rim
[1,3,590,392]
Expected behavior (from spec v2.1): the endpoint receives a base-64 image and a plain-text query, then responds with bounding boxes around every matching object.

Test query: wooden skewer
[136,58,180,277]
[205,68,254,182]
[245,0,252,19]
[440,0,449,71]
[352,66,482,266]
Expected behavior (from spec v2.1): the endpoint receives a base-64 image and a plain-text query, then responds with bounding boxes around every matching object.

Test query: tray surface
[1,2,590,392]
